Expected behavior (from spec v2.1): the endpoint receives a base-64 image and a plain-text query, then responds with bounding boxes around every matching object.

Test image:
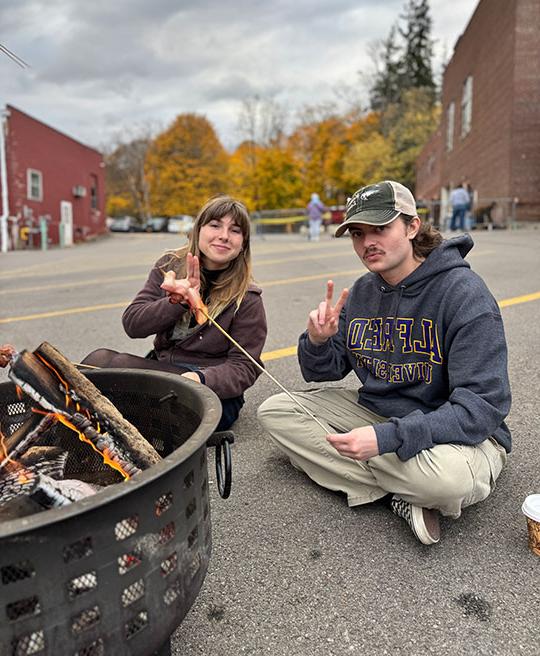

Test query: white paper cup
[521,494,540,556]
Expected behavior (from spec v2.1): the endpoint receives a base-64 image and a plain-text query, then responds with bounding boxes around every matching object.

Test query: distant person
[306,193,327,242]
[258,180,511,545]
[82,196,268,432]
[449,182,470,231]
[464,181,475,230]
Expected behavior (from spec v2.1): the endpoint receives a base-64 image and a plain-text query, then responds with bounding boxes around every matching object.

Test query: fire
[36,353,72,408]
[31,409,130,481]
[0,428,17,467]
[29,356,131,481]
[1,428,32,484]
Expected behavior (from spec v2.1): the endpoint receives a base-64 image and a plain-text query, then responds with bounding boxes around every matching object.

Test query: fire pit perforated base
[0,369,222,656]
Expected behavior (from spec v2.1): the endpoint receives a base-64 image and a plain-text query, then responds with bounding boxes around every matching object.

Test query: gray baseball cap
[335,181,417,237]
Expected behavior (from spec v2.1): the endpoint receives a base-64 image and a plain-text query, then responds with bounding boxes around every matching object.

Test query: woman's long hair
[401,214,443,259]
[160,196,253,319]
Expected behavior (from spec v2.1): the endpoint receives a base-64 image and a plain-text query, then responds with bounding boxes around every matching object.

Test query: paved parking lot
[1,227,539,655]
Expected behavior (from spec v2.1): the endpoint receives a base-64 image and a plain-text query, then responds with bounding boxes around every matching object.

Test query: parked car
[167,215,194,235]
[144,217,169,233]
[109,216,144,232]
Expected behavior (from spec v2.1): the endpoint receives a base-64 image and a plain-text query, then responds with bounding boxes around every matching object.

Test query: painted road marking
[2,290,540,370]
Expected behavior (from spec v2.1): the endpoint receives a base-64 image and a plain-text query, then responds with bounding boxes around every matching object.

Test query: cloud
[0,0,479,150]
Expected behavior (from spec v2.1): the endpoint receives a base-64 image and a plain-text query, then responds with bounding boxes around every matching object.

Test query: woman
[82,196,267,431]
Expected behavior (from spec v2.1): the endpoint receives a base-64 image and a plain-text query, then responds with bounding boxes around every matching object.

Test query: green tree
[146,114,229,216]
[399,0,436,101]
[369,25,403,111]
[369,0,436,110]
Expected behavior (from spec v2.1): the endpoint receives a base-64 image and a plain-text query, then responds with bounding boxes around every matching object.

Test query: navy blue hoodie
[298,235,511,460]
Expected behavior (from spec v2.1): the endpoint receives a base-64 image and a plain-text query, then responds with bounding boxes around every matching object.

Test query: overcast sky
[1,0,478,152]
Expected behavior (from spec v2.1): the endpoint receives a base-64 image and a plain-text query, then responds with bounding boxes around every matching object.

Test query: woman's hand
[181,371,201,383]
[161,252,201,305]
[0,344,16,368]
[307,280,349,345]
[326,426,379,461]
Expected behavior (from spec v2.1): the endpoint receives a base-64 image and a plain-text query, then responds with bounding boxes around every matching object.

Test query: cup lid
[522,494,540,522]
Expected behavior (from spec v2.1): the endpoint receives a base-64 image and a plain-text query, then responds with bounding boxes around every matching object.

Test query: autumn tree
[289,106,351,205]
[382,87,441,188]
[146,114,229,216]
[233,95,289,210]
[105,134,153,219]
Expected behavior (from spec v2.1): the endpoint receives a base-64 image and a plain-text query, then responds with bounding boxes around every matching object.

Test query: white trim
[27,168,43,201]
[446,102,455,152]
[0,109,9,253]
[461,75,473,138]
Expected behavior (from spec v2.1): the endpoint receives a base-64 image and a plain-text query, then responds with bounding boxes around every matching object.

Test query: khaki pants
[258,388,507,518]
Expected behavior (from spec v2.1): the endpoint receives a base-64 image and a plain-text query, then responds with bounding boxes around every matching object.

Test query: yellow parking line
[2,284,539,349]
[0,302,128,323]
[498,291,540,307]
[261,290,540,361]
[260,270,360,287]
[261,346,298,362]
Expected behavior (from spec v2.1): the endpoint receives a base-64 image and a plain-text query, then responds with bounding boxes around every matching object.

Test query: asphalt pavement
[1,227,539,655]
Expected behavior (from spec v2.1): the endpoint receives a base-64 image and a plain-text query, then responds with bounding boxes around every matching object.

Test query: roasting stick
[197,307,330,433]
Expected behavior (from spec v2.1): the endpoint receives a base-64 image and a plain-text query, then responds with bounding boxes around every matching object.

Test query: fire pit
[0,368,231,656]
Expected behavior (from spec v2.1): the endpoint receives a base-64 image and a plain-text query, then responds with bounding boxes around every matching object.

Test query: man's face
[349,218,420,285]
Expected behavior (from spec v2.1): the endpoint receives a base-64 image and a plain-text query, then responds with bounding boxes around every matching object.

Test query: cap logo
[359,189,379,201]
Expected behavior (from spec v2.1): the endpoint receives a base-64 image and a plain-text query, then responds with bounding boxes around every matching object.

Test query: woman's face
[198,213,244,270]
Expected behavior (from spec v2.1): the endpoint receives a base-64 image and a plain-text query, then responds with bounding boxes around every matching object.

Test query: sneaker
[391,496,440,545]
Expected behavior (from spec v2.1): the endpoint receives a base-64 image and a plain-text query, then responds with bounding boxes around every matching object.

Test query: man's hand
[326,425,379,461]
[307,280,349,345]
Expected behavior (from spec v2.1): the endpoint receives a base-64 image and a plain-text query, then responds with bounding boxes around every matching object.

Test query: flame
[36,353,72,408]
[1,429,32,484]
[16,385,23,400]
[32,408,130,481]
[0,428,17,467]
[29,355,131,480]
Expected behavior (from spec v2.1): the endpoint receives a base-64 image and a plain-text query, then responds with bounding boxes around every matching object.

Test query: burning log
[9,342,161,470]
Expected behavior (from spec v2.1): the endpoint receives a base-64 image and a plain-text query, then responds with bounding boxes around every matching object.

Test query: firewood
[11,343,161,469]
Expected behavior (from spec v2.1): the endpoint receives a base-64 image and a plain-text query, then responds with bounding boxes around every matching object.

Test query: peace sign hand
[307,280,349,345]
[160,252,201,305]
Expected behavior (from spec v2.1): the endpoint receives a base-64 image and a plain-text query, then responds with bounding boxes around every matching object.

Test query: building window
[461,76,473,137]
[27,169,43,201]
[90,174,98,210]
[446,102,455,152]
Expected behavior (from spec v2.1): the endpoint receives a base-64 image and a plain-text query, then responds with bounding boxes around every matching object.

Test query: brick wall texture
[416,0,540,221]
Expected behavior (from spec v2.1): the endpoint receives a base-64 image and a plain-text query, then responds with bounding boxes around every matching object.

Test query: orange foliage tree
[145,114,230,216]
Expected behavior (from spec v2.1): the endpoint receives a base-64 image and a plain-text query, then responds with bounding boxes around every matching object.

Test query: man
[449,182,471,231]
[258,180,511,545]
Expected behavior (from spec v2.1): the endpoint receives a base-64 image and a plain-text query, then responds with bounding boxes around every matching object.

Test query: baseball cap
[335,181,417,237]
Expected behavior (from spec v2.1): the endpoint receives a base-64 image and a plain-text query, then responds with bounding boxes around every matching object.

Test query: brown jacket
[122,262,267,399]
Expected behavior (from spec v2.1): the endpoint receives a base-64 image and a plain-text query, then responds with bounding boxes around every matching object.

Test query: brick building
[416,0,540,224]
[0,105,106,251]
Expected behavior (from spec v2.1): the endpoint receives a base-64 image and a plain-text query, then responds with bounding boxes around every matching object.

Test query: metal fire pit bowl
[0,369,232,656]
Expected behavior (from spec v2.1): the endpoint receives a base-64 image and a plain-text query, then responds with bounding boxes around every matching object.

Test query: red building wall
[2,105,106,246]
[441,0,516,200]
[416,0,540,222]
[510,0,540,220]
